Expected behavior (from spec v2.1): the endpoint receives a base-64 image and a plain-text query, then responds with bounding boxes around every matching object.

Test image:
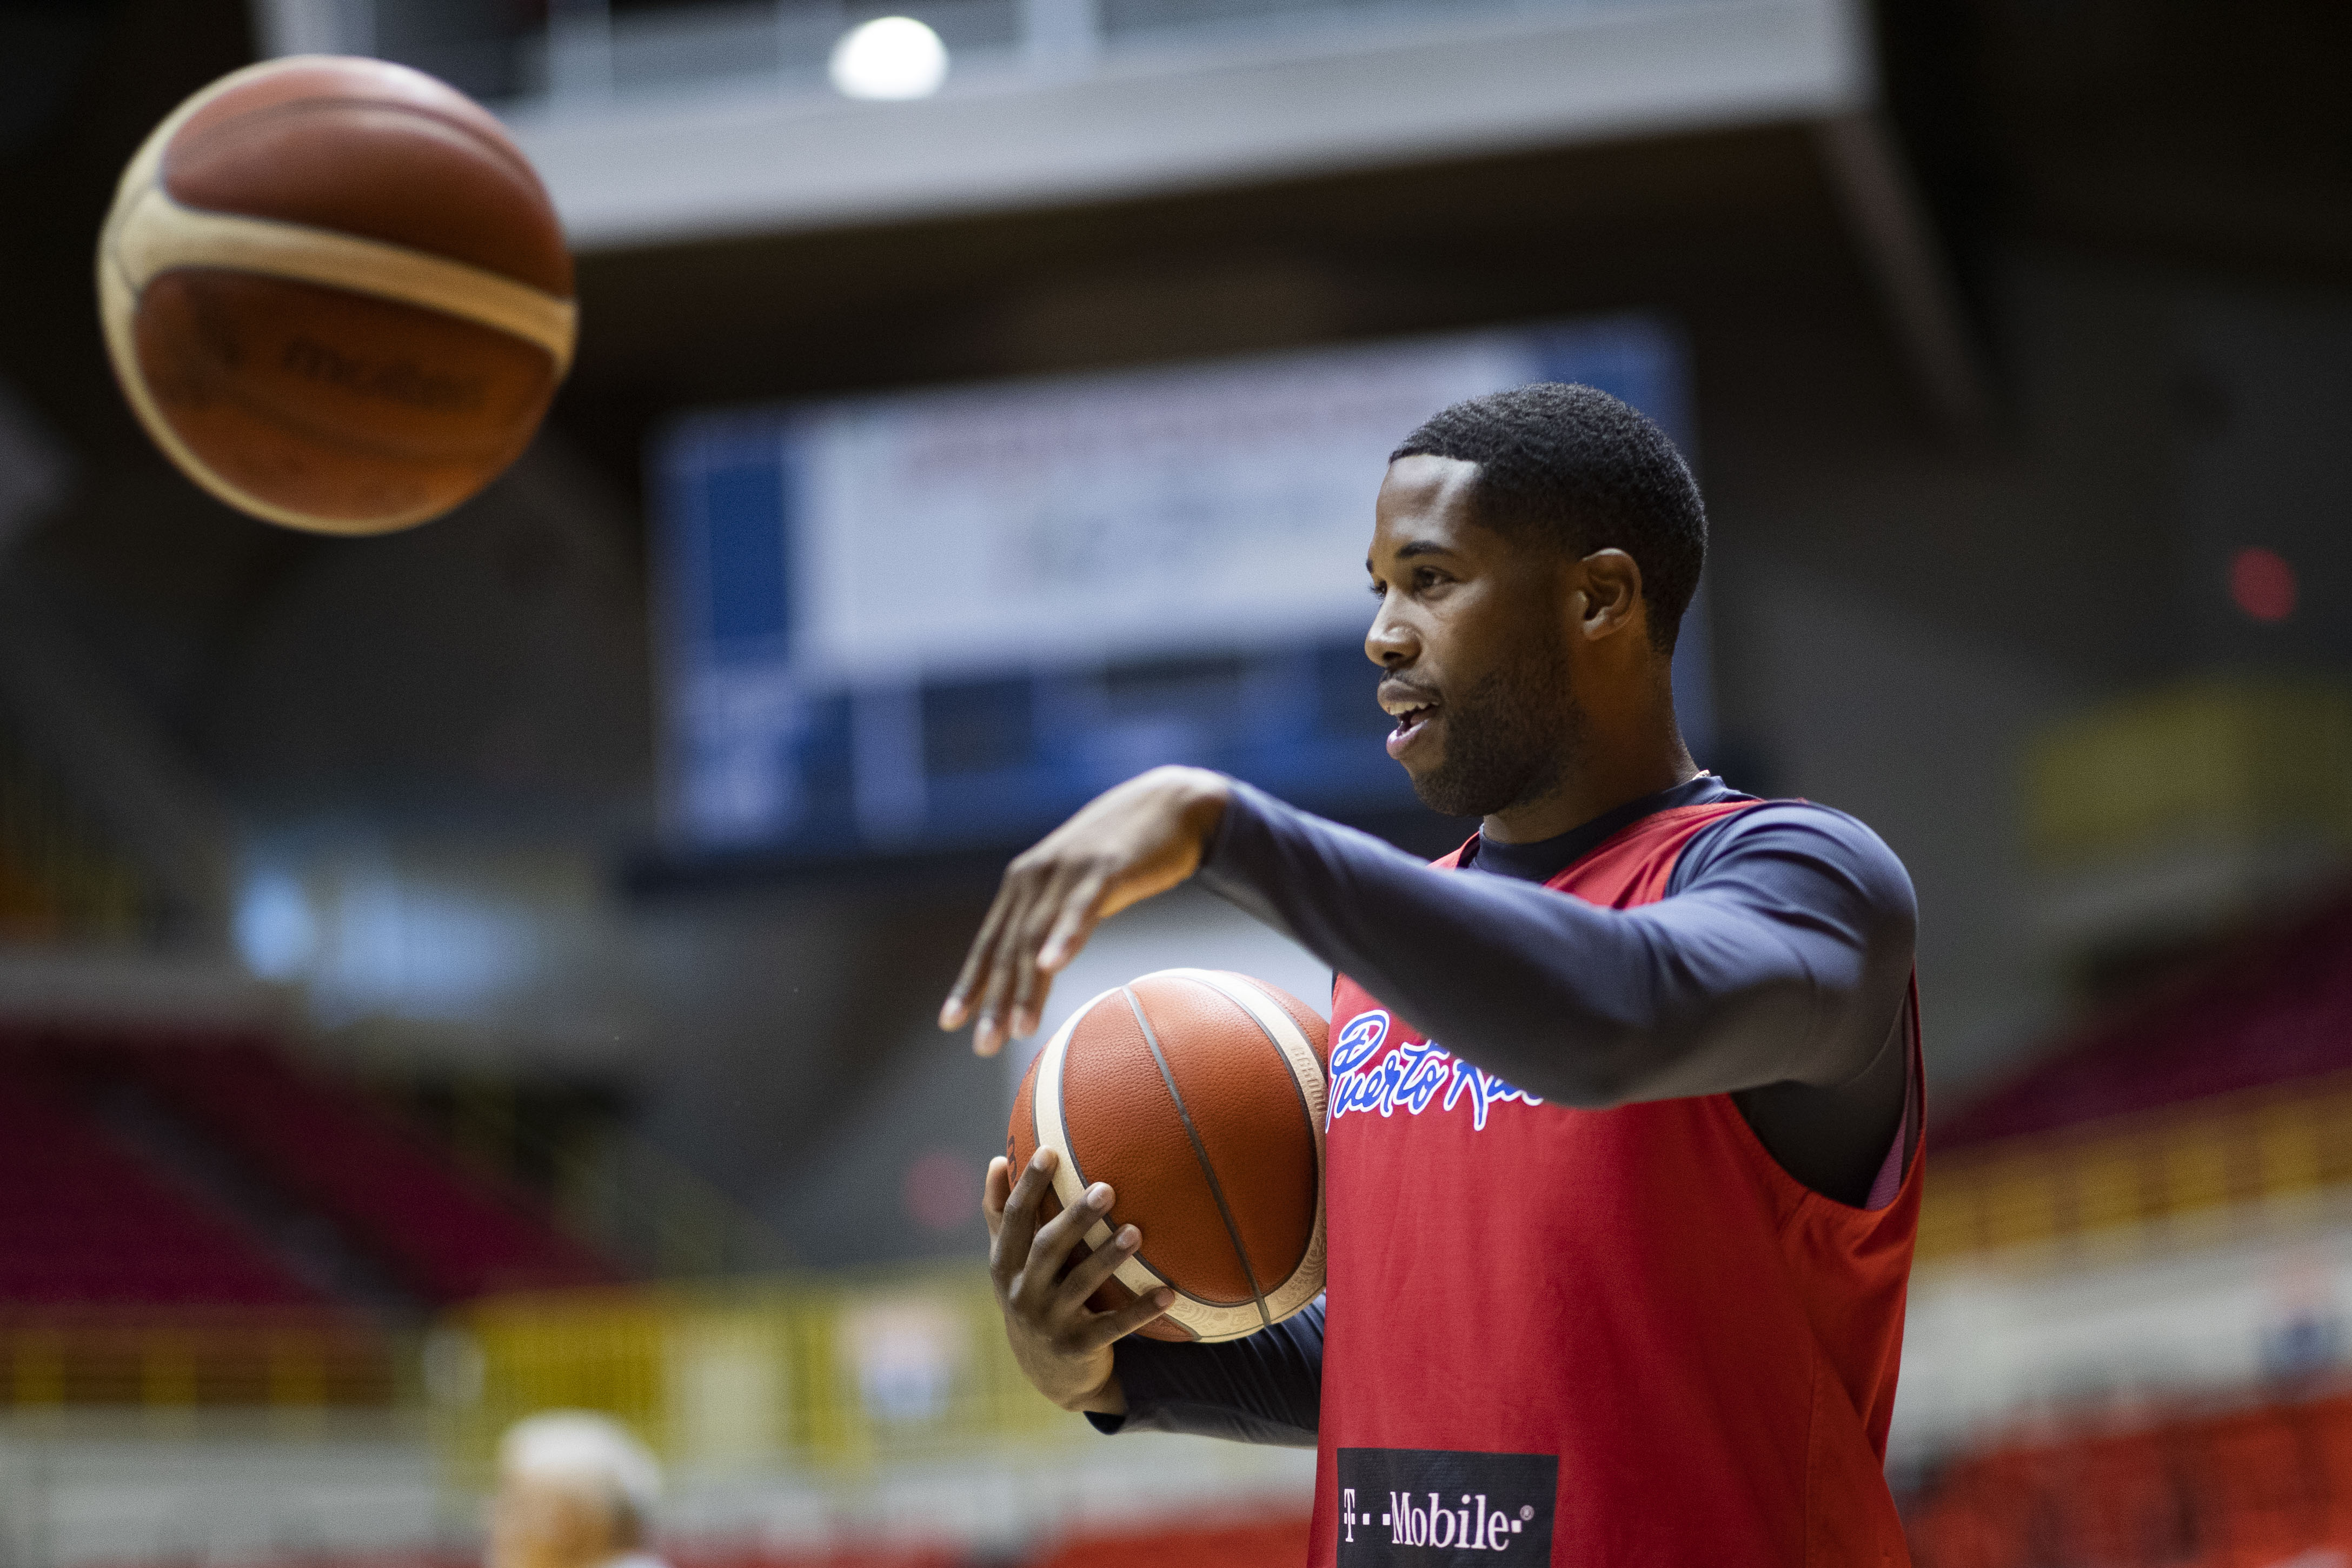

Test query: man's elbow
[1531,1029,1655,1109]
[1531,995,1803,1107]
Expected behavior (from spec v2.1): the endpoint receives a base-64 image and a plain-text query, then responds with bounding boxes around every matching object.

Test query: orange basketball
[96,56,576,535]
[1009,969,1328,1344]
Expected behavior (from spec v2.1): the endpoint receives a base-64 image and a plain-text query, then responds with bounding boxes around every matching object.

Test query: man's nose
[1365,606,1416,667]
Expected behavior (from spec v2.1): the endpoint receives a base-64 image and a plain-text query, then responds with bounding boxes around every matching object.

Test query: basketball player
[946,384,1921,1565]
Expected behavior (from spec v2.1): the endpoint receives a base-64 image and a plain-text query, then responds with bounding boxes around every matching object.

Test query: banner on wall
[656,314,1704,858]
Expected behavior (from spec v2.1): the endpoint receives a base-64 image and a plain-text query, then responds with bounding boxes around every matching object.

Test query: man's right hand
[941,765,1231,1058]
[985,1147,1177,1414]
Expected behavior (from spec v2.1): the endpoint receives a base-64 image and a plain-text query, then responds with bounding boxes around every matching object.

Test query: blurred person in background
[489,1412,667,1568]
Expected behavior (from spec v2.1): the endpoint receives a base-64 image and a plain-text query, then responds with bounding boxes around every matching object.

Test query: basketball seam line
[1049,1025,1179,1314]
[1230,975,1318,1164]
[1120,985,1272,1332]
[116,188,576,367]
[1047,1003,1222,1328]
[1215,974,1319,1307]
[1179,970,1325,1319]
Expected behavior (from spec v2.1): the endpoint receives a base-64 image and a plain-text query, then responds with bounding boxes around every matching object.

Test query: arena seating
[0,1055,316,1308]
[1905,1388,2352,1568]
[1942,885,2352,1148]
[667,1547,965,1568]
[1908,886,2352,1566]
[128,1039,616,1303]
[0,1028,615,1320]
[71,1528,1297,1568]
[1027,1514,1313,1568]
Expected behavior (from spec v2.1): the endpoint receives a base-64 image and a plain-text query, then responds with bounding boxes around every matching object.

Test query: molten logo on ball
[96,55,576,535]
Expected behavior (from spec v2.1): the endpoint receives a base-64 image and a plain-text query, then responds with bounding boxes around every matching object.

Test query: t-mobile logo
[1342,1490,1530,1550]
[1336,1449,1557,1564]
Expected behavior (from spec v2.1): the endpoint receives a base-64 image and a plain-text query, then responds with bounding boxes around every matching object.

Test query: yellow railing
[2027,677,2352,869]
[1918,1073,2352,1263]
[433,1263,1070,1481]
[0,1262,1052,1478]
[0,1308,401,1410]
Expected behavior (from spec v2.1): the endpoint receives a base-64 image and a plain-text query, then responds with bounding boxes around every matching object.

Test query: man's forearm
[1089,1301,1324,1447]
[1195,784,1906,1105]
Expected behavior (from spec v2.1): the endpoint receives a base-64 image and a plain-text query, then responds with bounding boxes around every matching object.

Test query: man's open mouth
[1380,691,1441,758]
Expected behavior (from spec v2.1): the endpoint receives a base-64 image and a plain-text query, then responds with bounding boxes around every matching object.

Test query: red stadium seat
[1027,1513,1312,1568]
[127,1039,617,1304]
[1939,891,2352,1148]
[2067,1426,2197,1568]
[0,1054,317,1309]
[2198,1404,2329,1567]
[0,1026,616,1313]
[665,1548,963,1568]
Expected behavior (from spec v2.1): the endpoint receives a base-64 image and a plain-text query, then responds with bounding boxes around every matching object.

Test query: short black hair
[1391,382,1706,652]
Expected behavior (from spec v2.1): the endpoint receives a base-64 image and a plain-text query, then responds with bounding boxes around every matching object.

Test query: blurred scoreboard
[654,315,1700,860]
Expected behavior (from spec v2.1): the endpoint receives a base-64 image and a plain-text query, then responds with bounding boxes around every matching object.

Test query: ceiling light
[829,17,949,101]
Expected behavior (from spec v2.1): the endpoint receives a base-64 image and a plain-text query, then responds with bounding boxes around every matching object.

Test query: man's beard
[1407,655,1583,820]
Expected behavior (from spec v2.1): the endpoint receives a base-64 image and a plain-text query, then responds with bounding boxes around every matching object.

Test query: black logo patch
[1336,1447,1558,1563]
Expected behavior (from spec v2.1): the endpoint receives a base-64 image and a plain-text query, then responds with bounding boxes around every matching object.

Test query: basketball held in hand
[96,56,576,535]
[1009,969,1328,1344]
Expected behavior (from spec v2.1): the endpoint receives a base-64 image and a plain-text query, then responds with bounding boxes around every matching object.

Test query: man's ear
[1574,548,1646,641]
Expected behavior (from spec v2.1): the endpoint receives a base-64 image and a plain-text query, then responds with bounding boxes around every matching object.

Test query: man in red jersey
[944,383,1921,1567]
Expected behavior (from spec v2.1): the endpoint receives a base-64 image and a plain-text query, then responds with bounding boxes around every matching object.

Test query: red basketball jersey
[1310,800,1923,1567]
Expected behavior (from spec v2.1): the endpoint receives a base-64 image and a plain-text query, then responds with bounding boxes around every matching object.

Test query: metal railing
[0,1260,1057,1486]
[0,1307,403,1413]
[431,1264,1067,1481]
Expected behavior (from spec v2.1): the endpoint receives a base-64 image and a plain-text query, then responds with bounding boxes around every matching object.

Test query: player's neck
[1480,703,1698,847]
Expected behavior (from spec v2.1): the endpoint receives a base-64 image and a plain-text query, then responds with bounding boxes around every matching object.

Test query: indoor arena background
[0,1,2348,1564]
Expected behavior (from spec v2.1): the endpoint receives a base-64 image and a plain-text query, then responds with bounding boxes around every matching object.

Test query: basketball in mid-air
[96,56,576,536]
[1009,968,1328,1343]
